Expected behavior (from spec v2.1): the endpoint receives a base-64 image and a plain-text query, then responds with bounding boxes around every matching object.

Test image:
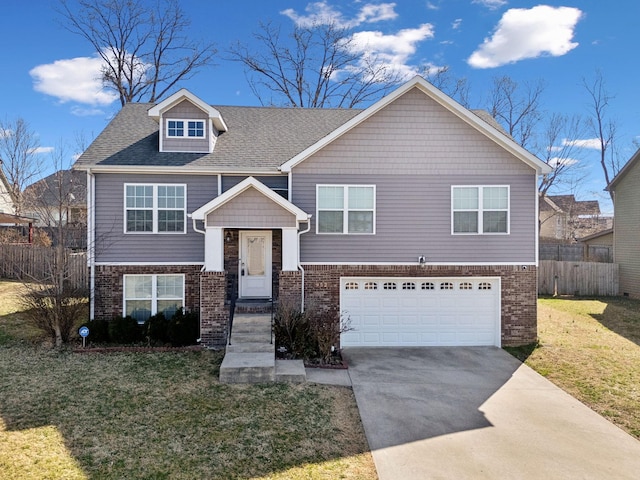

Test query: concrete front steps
[219,313,306,384]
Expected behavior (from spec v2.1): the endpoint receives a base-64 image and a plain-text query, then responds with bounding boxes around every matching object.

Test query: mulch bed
[73,345,205,354]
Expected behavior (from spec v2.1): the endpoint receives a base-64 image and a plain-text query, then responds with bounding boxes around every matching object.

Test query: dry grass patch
[0,280,376,479]
[509,297,640,439]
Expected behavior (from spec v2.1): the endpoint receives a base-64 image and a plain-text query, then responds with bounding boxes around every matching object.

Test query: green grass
[511,296,640,439]
[0,280,376,479]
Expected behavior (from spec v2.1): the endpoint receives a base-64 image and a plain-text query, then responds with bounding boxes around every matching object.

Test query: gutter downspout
[190,215,207,272]
[298,216,312,312]
[87,169,95,319]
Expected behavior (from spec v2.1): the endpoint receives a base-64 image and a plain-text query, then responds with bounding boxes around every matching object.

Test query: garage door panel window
[452,186,509,234]
[317,185,375,234]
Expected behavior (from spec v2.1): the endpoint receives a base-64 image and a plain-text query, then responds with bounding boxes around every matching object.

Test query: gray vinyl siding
[294,88,534,176]
[206,187,297,228]
[163,100,211,153]
[613,164,640,298]
[222,175,288,197]
[292,86,537,263]
[94,173,217,263]
[293,173,536,264]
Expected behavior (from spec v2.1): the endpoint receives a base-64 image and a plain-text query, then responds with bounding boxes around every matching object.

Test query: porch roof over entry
[190,177,310,228]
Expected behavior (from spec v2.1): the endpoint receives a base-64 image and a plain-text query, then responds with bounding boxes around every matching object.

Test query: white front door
[239,231,272,298]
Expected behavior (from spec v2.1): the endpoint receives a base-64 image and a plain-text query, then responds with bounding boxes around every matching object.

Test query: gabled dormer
[148,89,227,154]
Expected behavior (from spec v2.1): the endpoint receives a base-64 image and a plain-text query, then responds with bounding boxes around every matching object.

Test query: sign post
[79,326,89,348]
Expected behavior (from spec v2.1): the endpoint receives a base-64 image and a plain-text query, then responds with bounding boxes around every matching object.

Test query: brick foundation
[93,264,202,321]
[200,271,228,347]
[300,264,538,347]
[93,262,537,348]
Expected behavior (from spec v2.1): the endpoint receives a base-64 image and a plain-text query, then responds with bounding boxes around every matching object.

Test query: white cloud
[349,24,436,79]
[426,2,439,10]
[562,138,602,149]
[472,0,508,10]
[281,1,397,28]
[467,5,583,68]
[30,56,118,106]
[452,18,462,30]
[29,146,55,155]
[71,106,105,117]
[548,156,578,168]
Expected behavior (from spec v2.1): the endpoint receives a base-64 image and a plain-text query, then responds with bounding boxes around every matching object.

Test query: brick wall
[200,271,228,347]
[93,264,202,320]
[301,264,538,347]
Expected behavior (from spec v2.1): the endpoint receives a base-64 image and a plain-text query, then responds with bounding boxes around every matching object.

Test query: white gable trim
[279,76,552,175]
[190,176,310,223]
[148,88,227,132]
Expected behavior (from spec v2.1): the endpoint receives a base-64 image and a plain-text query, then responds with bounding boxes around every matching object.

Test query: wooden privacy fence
[538,260,618,296]
[539,243,613,263]
[0,245,88,289]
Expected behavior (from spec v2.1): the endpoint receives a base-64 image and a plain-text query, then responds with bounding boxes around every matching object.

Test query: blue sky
[1,0,638,213]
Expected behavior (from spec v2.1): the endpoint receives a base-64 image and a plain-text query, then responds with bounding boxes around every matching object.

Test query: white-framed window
[124,184,186,233]
[451,185,510,234]
[123,274,185,324]
[316,185,375,234]
[166,119,205,138]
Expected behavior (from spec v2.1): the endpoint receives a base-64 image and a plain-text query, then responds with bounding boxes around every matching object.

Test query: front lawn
[508,296,640,439]
[0,280,377,479]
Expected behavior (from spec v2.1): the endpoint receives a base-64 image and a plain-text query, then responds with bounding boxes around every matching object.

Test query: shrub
[108,316,143,344]
[82,319,110,343]
[167,308,199,347]
[144,312,169,345]
[20,286,88,346]
[308,310,353,363]
[273,300,316,359]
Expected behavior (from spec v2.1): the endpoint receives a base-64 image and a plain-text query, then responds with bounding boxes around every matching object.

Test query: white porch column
[204,227,224,272]
[282,227,299,271]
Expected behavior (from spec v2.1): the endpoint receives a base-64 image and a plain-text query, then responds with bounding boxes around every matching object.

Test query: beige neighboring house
[0,163,17,216]
[539,194,610,242]
[607,148,640,298]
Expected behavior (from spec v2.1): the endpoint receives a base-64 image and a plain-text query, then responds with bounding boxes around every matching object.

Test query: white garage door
[340,277,501,347]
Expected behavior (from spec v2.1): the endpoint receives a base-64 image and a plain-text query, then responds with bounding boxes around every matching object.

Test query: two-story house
[74,76,551,348]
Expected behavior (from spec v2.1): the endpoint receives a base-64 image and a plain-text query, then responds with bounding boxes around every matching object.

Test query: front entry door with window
[239,231,272,298]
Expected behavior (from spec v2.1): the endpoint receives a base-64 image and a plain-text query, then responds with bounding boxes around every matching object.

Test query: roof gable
[148,89,227,132]
[280,76,552,175]
[608,147,640,191]
[191,177,309,222]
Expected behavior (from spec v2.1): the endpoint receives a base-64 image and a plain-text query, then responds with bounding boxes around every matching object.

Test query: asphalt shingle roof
[74,103,362,172]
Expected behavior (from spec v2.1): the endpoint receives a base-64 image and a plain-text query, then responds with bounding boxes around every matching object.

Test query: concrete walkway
[343,347,640,480]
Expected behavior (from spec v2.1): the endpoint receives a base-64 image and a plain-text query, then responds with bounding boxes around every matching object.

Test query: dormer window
[167,119,205,138]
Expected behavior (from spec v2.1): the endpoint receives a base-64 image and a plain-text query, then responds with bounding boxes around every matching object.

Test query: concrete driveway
[342,347,640,480]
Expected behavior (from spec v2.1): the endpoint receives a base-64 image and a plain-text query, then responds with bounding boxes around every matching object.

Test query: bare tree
[536,113,587,197]
[19,143,88,347]
[486,76,546,150]
[228,21,403,108]
[424,66,471,108]
[59,0,217,106]
[583,71,619,200]
[0,117,43,216]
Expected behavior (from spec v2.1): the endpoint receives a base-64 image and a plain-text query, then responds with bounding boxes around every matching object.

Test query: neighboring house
[578,228,614,263]
[22,170,87,249]
[607,148,640,298]
[74,76,552,348]
[539,194,610,242]
[0,162,16,216]
[23,170,87,226]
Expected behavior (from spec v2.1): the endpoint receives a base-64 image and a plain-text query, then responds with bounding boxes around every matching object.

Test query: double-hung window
[125,184,186,233]
[123,274,184,323]
[317,185,375,234]
[452,186,509,234]
[166,119,205,138]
